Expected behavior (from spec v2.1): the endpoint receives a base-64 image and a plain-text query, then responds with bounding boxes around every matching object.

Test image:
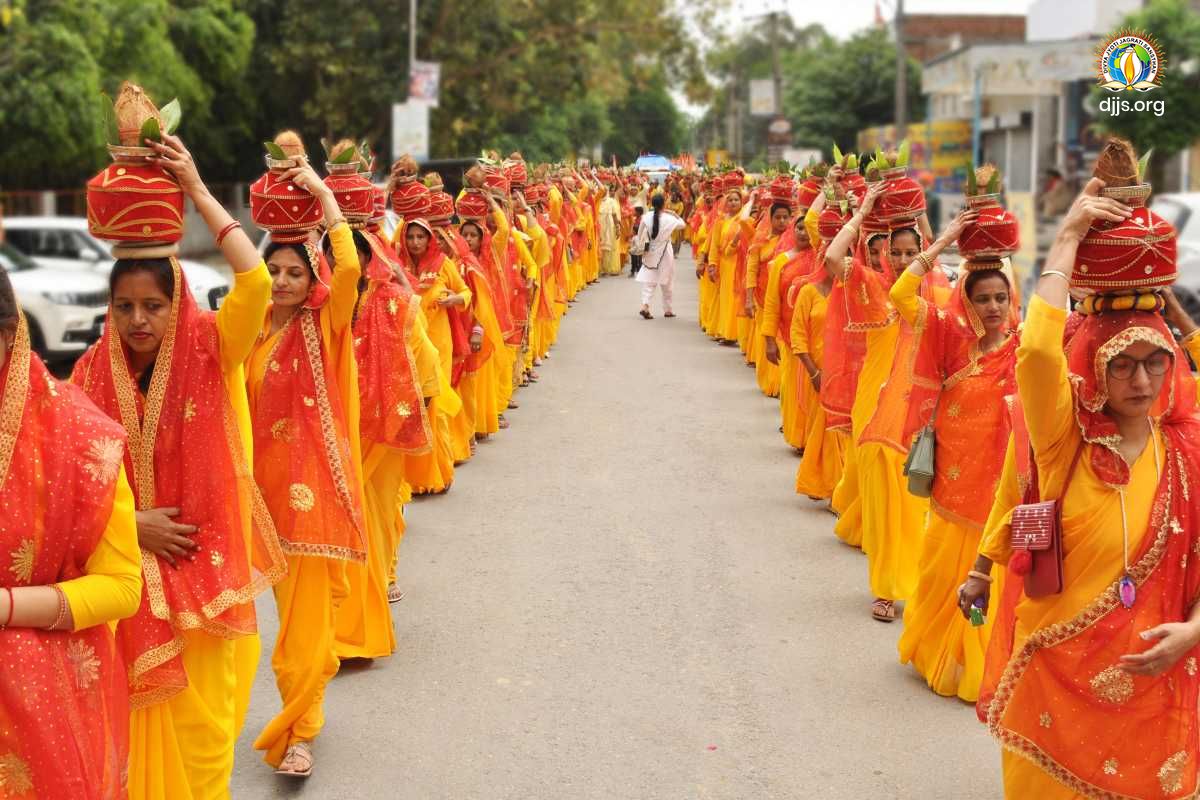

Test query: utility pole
[894,0,907,139]
[409,0,418,83]
[770,11,783,118]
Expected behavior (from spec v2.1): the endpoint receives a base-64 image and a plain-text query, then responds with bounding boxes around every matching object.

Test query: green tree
[1089,0,1200,165]
[784,26,924,157]
[694,17,830,160]
[0,0,256,188]
[602,66,688,164]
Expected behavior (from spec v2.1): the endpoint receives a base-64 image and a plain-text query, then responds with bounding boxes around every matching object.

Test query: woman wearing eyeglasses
[962,177,1200,799]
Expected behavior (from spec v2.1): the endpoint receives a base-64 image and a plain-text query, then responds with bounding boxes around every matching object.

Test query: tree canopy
[695,22,923,163]
[0,0,706,189]
[1089,0,1200,162]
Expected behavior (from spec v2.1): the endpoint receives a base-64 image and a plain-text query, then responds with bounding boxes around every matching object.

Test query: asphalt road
[231,247,1002,799]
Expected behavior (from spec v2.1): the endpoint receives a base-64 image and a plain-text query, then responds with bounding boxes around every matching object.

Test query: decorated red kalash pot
[483,163,510,198]
[249,131,324,244]
[365,187,388,235]
[832,150,866,205]
[323,142,374,229]
[87,83,185,254]
[503,153,528,191]
[391,156,430,220]
[764,175,796,211]
[427,191,455,229]
[876,166,926,224]
[455,189,489,223]
[1074,140,1176,292]
[795,174,822,212]
[955,165,1019,267]
[817,195,852,241]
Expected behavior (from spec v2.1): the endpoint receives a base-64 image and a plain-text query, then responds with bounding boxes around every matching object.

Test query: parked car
[4,217,230,310]
[0,241,108,361]
[1149,193,1200,319]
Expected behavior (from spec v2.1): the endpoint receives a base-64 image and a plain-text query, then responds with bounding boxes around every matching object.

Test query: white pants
[640,278,672,314]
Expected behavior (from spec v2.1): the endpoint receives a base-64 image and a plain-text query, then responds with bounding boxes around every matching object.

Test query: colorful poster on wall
[1006,190,1037,287]
[857,120,973,194]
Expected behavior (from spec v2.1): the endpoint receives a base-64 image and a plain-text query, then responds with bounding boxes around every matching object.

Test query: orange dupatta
[354,232,432,455]
[982,309,1200,798]
[1,317,131,799]
[74,261,285,708]
[251,241,367,563]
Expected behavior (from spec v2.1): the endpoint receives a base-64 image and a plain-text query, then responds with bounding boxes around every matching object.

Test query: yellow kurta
[761,252,804,448]
[857,319,928,602]
[695,217,716,333]
[792,283,847,499]
[980,297,1164,798]
[887,270,1006,700]
[388,311,441,587]
[59,467,142,630]
[129,264,271,800]
[747,233,781,397]
[403,257,471,493]
[715,217,740,342]
[251,225,361,769]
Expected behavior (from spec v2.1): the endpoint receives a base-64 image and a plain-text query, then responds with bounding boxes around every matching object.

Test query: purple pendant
[1119,575,1137,609]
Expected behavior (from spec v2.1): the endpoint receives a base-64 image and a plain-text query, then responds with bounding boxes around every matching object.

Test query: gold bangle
[1040,269,1070,283]
[1180,328,1200,345]
[967,570,994,584]
[326,216,348,231]
[48,585,69,630]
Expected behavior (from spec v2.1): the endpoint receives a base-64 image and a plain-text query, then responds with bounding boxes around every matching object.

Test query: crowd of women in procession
[0,83,662,799]
[679,138,1200,798]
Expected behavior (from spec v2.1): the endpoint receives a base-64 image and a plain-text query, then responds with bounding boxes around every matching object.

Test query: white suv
[0,241,109,360]
[5,217,230,310]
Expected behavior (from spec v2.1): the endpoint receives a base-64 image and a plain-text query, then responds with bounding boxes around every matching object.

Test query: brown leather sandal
[276,742,314,777]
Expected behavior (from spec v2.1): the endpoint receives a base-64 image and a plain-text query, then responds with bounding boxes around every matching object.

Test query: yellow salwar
[889,269,1007,701]
[896,511,1001,701]
[469,253,515,436]
[792,284,846,499]
[857,322,928,601]
[385,314,441,588]
[715,217,740,342]
[129,632,259,800]
[254,554,347,768]
[334,443,404,661]
[980,297,1165,798]
[449,371,476,464]
[128,265,272,800]
[750,326,779,396]
[831,442,863,547]
[403,257,471,493]
[760,253,805,448]
[692,213,714,332]
[746,234,781,397]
